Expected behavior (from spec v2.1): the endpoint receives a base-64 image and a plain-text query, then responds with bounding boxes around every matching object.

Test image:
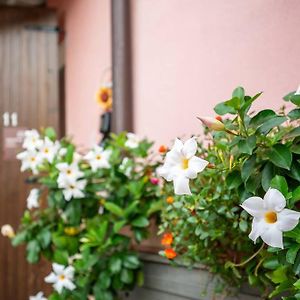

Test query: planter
[127,254,261,300]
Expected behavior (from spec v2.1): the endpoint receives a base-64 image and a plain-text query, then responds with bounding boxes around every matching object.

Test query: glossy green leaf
[104,202,124,217]
[132,216,149,228]
[237,135,256,155]
[267,144,292,170]
[270,175,288,197]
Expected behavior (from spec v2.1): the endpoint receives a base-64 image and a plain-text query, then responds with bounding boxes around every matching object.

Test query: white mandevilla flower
[295,84,300,95]
[59,179,87,201]
[125,133,139,149]
[27,189,40,210]
[16,149,43,174]
[56,162,84,185]
[119,157,132,177]
[38,137,60,163]
[45,263,76,294]
[84,146,111,172]
[158,137,209,195]
[22,129,43,150]
[29,291,47,300]
[241,188,300,249]
[1,224,15,238]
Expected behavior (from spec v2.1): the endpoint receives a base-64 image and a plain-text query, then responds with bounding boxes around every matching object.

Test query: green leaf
[120,269,134,284]
[269,280,292,298]
[109,256,122,274]
[261,163,275,191]
[214,102,236,115]
[292,186,300,204]
[270,175,288,197]
[245,174,261,194]
[286,244,300,264]
[97,271,111,289]
[123,255,140,269]
[104,202,124,217]
[113,220,127,233]
[36,228,51,249]
[65,144,75,164]
[288,108,300,120]
[226,171,242,189]
[124,201,139,218]
[263,257,280,270]
[257,116,287,134]
[285,127,300,139]
[291,144,300,154]
[44,127,56,140]
[284,91,300,105]
[267,144,292,170]
[237,135,256,155]
[232,86,245,101]
[241,155,256,182]
[268,266,288,284]
[26,240,41,263]
[289,162,300,182]
[12,231,27,246]
[249,109,276,127]
[53,249,68,265]
[132,216,149,228]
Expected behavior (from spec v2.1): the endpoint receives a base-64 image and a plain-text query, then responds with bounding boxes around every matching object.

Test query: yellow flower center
[44,148,49,153]
[181,158,189,170]
[31,157,35,162]
[67,170,72,175]
[70,185,75,189]
[264,211,277,224]
[59,275,65,281]
[96,155,102,160]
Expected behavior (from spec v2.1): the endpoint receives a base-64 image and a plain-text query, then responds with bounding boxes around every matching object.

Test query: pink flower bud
[150,177,159,185]
[197,116,225,131]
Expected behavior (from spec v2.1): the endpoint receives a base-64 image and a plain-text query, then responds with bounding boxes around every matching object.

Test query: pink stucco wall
[48,0,112,148]
[131,0,300,145]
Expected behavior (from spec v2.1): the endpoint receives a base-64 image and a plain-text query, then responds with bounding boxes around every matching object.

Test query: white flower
[27,189,40,209]
[59,179,87,201]
[22,129,43,150]
[241,188,300,249]
[56,162,84,185]
[29,291,47,300]
[17,150,43,174]
[125,133,139,149]
[1,224,15,238]
[295,85,300,95]
[119,157,132,177]
[158,137,209,195]
[84,146,111,172]
[45,263,76,294]
[38,137,60,163]
[58,148,67,157]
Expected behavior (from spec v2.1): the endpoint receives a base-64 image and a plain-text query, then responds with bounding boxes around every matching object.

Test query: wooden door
[0,7,63,300]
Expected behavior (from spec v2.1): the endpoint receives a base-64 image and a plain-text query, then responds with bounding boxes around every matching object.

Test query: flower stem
[228,243,265,268]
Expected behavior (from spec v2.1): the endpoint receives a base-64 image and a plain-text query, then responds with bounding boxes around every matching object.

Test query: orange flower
[165,248,177,260]
[96,86,112,112]
[166,196,174,204]
[158,145,167,153]
[215,115,222,121]
[161,233,173,246]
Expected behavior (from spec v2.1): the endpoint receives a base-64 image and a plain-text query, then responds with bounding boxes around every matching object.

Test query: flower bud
[1,224,15,238]
[197,116,225,131]
[150,177,159,185]
[158,145,167,153]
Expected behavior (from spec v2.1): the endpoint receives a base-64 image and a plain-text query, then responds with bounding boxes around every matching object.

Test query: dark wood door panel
[0,7,62,300]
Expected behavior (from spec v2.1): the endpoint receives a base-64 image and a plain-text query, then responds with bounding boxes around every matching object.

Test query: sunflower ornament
[96,83,112,112]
